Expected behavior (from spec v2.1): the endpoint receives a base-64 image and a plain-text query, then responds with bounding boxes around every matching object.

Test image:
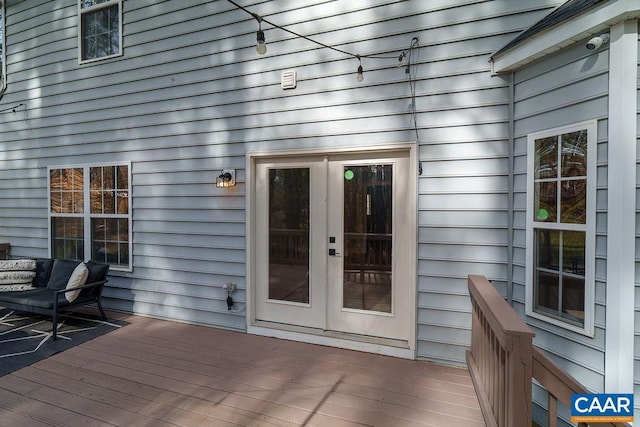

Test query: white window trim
[77,0,123,65]
[47,161,132,272]
[525,120,597,336]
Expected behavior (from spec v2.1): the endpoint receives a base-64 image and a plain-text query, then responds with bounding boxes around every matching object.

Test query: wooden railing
[467,275,630,427]
[467,274,534,426]
[532,347,629,427]
[0,243,9,260]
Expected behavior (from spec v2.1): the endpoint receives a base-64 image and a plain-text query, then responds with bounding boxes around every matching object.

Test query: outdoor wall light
[216,169,236,188]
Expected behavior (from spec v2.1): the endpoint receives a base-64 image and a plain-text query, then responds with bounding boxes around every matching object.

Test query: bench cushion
[64,263,89,302]
[0,271,36,285]
[85,261,110,284]
[46,260,82,291]
[0,288,57,309]
[33,258,54,287]
[0,259,36,271]
[0,259,36,285]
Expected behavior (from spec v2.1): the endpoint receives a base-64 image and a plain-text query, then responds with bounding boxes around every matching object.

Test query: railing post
[467,274,534,427]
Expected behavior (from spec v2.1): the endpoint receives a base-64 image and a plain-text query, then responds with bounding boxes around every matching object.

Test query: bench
[0,258,109,340]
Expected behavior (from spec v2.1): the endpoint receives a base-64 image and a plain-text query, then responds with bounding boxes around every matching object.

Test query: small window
[526,122,596,335]
[79,0,122,63]
[49,163,131,271]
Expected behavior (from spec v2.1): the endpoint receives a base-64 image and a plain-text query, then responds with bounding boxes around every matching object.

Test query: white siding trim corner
[604,19,637,394]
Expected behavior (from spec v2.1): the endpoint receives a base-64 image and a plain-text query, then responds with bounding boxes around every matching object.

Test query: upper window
[526,121,596,336]
[49,163,131,271]
[79,0,122,63]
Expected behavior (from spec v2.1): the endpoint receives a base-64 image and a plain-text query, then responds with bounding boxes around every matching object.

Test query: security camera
[586,34,610,50]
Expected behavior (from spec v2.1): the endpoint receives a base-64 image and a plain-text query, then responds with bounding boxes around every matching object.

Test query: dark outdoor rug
[0,307,127,377]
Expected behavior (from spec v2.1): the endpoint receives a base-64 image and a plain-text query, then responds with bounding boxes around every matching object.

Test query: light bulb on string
[256,19,266,54]
[356,56,364,82]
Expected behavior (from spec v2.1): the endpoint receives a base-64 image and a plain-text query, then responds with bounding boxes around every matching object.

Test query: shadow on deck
[0,311,485,426]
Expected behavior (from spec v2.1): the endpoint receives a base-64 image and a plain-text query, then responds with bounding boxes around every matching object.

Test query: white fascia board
[491,0,640,74]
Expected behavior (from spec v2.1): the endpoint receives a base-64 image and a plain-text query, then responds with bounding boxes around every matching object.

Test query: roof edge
[491,0,640,74]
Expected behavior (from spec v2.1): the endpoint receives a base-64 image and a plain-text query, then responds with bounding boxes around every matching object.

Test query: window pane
[343,165,392,313]
[536,229,559,271]
[534,182,556,222]
[117,190,129,214]
[536,270,559,311]
[268,168,310,304]
[92,217,128,266]
[534,136,557,179]
[81,4,119,60]
[91,165,125,214]
[50,168,83,213]
[534,229,586,326]
[561,179,586,224]
[563,276,585,322]
[561,130,587,177]
[562,231,585,275]
[52,217,84,261]
[117,165,128,189]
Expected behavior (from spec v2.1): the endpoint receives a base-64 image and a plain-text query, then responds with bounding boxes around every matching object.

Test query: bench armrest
[53,279,107,295]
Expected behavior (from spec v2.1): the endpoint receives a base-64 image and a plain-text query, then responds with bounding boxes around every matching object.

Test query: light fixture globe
[216,170,236,188]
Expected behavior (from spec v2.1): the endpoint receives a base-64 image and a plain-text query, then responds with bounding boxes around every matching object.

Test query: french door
[254,150,412,342]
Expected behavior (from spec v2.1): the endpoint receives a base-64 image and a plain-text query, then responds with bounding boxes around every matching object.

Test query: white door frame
[246,144,417,359]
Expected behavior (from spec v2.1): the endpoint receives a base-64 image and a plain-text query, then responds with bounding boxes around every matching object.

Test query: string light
[0,103,25,114]
[226,0,404,81]
[356,56,364,82]
[224,1,423,171]
[255,18,266,55]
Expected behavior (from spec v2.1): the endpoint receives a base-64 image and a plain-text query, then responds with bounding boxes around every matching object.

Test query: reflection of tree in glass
[90,165,129,215]
[50,168,84,213]
[82,3,119,60]
[561,131,587,177]
[534,136,557,179]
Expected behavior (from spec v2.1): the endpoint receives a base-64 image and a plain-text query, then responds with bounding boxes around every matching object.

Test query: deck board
[0,312,485,426]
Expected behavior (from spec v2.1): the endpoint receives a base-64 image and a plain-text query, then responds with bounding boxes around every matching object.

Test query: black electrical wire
[226,0,397,60]
[0,103,24,114]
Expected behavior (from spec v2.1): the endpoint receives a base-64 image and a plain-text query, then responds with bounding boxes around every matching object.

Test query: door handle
[328,248,341,257]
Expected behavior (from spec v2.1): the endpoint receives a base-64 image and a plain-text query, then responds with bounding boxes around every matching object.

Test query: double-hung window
[526,121,596,335]
[79,0,122,63]
[49,163,131,271]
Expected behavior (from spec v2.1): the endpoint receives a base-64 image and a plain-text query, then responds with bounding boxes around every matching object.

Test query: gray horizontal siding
[511,26,610,423]
[0,0,562,362]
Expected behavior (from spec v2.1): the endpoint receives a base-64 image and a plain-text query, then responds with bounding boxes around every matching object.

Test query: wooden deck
[0,311,485,426]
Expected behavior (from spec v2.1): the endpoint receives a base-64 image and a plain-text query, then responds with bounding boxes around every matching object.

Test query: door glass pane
[343,165,392,313]
[268,168,310,304]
